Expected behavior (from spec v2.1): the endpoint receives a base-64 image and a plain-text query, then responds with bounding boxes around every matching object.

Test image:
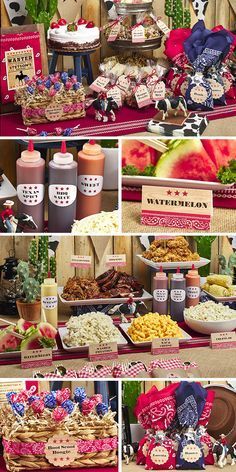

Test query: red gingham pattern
[150,358,197,371]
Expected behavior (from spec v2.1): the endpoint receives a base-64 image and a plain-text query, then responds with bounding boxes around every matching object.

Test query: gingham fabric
[149,358,197,371]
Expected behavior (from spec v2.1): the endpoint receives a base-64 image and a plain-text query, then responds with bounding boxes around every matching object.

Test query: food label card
[108,23,121,41]
[106,254,126,267]
[211,332,236,350]
[135,85,152,108]
[141,186,213,230]
[70,255,92,268]
[132,25,145,43]
[90,76,110,92]
[88,342,118,361]
[151,338,179,355]
[45,435,77,467]
[21,349,52,369]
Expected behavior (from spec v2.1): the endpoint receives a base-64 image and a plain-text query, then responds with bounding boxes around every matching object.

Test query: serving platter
[202,289,236,303]
[122,175,234,191]
[58,327,128,352]
[120,322,191,347]
[137,255,210,270]
[58,287,153,306]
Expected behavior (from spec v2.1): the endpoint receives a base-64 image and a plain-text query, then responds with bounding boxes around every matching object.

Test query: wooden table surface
[0,343,235,378]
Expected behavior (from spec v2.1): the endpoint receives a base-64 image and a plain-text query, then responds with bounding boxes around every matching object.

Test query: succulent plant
[165,0,191,29]
[22,278,40,303]
[25,0,58,32]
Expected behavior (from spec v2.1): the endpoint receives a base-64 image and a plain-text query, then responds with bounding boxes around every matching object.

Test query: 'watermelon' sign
[141,186,213,231]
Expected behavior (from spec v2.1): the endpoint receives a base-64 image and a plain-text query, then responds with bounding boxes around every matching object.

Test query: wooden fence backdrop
[0,236,233,291]
[1,0,236,76]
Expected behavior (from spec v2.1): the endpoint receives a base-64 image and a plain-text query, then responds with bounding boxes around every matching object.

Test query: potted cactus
[16,261,41,321]
[16,236,57,321]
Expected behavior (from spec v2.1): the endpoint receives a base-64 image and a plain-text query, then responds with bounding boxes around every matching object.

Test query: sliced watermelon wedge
[155,139,218,182]
[202,139,236,170]
[122,139,160,171]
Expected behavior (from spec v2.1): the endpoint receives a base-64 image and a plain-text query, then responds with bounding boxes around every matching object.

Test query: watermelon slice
[202,139,236,170]
[122,139,160,171]
[155,139,218,182]
[0,327,21,352]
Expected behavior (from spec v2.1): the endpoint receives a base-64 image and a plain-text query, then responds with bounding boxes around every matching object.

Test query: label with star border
[17,184,44,206]
[49,184,77,207]
[45,434,77,467]
[141,186,213,230]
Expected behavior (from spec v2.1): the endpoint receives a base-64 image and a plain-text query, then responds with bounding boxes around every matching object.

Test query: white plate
[137,255,210,270]
[119,322,191,347]
[203,290,236,303]
[0,175,17,199]
[58,326,128,352]
[58,287,153,306]
[122,175,234,191]
[0,342,58,359]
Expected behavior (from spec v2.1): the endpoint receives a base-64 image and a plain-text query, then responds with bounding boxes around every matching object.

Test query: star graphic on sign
[175,190,180,196]
[167,190,172,195]
[183,191,188,196]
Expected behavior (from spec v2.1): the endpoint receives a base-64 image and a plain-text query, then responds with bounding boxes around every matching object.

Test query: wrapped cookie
[185,73,214,111]
[146,432,176,470]
[126,77,152,109]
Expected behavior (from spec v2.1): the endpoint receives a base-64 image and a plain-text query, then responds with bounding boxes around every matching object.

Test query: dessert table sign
[0,24,48,111]
[21,348,52,369]
[151,338,179,355]
[88,342,118,361]
[70,255,92,268]
[210,331,236,350]
[141,186,213,230]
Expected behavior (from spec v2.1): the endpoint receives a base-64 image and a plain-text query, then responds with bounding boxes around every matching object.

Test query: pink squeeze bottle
[48,141,78,233]
[16,141,45,232]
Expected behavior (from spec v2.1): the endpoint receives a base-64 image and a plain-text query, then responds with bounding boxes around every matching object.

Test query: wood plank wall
[0,236,233,291]
[1,0,236,76]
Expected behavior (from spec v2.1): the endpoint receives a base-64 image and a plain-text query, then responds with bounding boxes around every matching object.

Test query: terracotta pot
[16,299,41,322]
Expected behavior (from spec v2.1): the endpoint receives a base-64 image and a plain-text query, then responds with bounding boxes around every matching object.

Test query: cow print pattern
[191,0,209,20]
[104,0,117,19]
[148,114,209,137]
[3,0,27,25]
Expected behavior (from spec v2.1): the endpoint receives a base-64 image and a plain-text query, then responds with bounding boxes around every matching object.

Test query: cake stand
[48,45,101,85]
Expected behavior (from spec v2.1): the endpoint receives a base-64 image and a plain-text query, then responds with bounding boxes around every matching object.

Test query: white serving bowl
[184,314,236,335]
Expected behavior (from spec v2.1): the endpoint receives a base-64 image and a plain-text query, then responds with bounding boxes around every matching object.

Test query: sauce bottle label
[187,286,200,299]
[153,289,168,302]
[170,289,186,302]
[17,184,44,206]
[78,175,103,196]
[42,296,57,310]
[49,184,77,207]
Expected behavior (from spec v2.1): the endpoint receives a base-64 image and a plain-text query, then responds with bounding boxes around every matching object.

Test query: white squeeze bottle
[41,272,58,328]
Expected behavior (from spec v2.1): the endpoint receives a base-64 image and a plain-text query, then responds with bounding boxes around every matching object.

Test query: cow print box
[148,114,209,137]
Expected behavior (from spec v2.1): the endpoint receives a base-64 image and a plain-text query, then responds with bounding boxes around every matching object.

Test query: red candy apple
[86,21,95,28]
[58,18,67,26]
